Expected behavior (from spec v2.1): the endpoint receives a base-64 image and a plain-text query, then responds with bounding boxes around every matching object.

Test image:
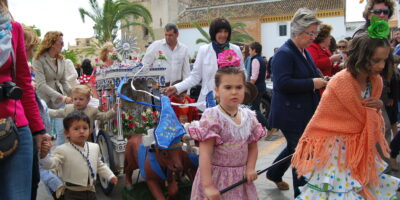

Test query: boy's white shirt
[40,142,114,186]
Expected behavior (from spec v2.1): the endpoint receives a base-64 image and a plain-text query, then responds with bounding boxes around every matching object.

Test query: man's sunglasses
[370,9,390,15]
[337,46,346,49]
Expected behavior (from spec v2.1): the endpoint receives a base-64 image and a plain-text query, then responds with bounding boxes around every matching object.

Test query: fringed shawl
[292,69,389,200]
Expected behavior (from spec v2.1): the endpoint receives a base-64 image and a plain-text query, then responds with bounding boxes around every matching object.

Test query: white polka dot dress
[296,138,400,200]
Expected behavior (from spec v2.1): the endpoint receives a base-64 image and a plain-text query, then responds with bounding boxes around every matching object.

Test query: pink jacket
[0,21,44,134]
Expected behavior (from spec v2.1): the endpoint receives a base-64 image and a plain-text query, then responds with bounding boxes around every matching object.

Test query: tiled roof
[189,0,256,8]
[177,0,344,24]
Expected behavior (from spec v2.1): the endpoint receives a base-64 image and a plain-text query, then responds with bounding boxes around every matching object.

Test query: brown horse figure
[124,134,197,200]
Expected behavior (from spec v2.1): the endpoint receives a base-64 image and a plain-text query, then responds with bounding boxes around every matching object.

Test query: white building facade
[177,0,345,59]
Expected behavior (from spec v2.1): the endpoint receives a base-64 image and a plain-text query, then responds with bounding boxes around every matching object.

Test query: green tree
[62,49,79,65]
[79,0,154,44]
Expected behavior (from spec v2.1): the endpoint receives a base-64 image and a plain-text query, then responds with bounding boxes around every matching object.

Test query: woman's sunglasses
[369,9,390,15]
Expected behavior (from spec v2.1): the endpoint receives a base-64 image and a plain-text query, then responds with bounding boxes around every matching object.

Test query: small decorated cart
[94,61,167,193]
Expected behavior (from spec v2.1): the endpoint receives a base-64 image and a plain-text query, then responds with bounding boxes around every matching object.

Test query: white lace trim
[213,105,253,141]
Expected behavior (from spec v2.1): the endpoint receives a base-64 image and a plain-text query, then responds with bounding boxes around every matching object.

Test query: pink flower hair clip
[217,49,241,68]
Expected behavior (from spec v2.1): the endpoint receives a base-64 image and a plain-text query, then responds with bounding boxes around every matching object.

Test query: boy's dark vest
[250,55,267,92]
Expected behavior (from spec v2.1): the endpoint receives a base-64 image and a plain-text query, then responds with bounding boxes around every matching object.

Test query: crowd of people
[2,0,400,199]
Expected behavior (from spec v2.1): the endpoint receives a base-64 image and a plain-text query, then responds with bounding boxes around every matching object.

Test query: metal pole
[219,154,293,194]
[116,87,123,140]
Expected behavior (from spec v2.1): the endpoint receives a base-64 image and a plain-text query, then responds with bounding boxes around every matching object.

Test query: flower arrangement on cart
[113,108,159,136]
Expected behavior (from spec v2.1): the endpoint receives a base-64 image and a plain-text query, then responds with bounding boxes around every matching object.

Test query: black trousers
[61,189,96,200]
[250,91,267,127]
[390,131,400,159]
[266,129,306,198]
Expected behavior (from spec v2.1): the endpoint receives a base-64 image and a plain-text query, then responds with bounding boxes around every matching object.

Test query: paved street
[37,131,400,200]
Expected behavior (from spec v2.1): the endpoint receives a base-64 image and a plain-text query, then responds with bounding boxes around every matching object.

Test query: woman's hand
[204,185,221,200]
[245,168,258,183]
[362,97,383,110]
[110,176,118,185]
[64,96,73,104]
[163,86,177,96]
[312,78,328,89]
[40,137,52,159]
[330,54,342,63]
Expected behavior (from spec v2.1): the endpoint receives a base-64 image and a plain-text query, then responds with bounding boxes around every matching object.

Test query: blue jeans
[52,104,65,146]
[0,126,33,200]
[40,166,63,193]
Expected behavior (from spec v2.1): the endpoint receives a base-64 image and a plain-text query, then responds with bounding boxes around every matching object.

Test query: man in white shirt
[142,23,190,86]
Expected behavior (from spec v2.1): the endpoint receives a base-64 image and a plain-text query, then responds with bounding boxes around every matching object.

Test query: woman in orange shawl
[292,19,400,200]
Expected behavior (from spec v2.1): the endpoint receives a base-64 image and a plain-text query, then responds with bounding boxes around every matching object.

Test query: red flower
[128,123,134,128]
[158,50,163,54]
[141,115,148,121]
[154,117,158,121]
[152,111,157,116]
[95,58,99,63]
[121,113,125,118]
[128,115,134,120]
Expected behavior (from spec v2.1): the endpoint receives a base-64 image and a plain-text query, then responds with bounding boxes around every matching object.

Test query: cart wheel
[97,130,115,195]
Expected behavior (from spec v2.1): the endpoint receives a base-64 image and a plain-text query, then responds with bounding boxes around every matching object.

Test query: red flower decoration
[128,123,135,128]
[128,115,134,120]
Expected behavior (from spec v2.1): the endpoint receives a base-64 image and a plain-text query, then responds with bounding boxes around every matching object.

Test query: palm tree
[79,0,154,44]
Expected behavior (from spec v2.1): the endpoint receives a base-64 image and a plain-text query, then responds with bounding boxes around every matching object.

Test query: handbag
[0,46,19,161]
[0,117,19,160]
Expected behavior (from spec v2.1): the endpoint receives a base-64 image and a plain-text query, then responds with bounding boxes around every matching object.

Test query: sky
[9,0,367,50]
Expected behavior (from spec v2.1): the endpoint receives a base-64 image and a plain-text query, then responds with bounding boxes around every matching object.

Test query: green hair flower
[367,16,390,39]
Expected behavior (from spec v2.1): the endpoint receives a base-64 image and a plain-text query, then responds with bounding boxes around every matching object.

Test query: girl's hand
[204,185,220,200]
[245,168,258,183]
[387,98,394,107]
[362,97,383,110]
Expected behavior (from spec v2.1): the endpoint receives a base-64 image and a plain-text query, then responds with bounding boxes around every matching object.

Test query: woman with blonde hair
[99,42,116,66]
[22,25,40,60]
[33,31,72,146]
